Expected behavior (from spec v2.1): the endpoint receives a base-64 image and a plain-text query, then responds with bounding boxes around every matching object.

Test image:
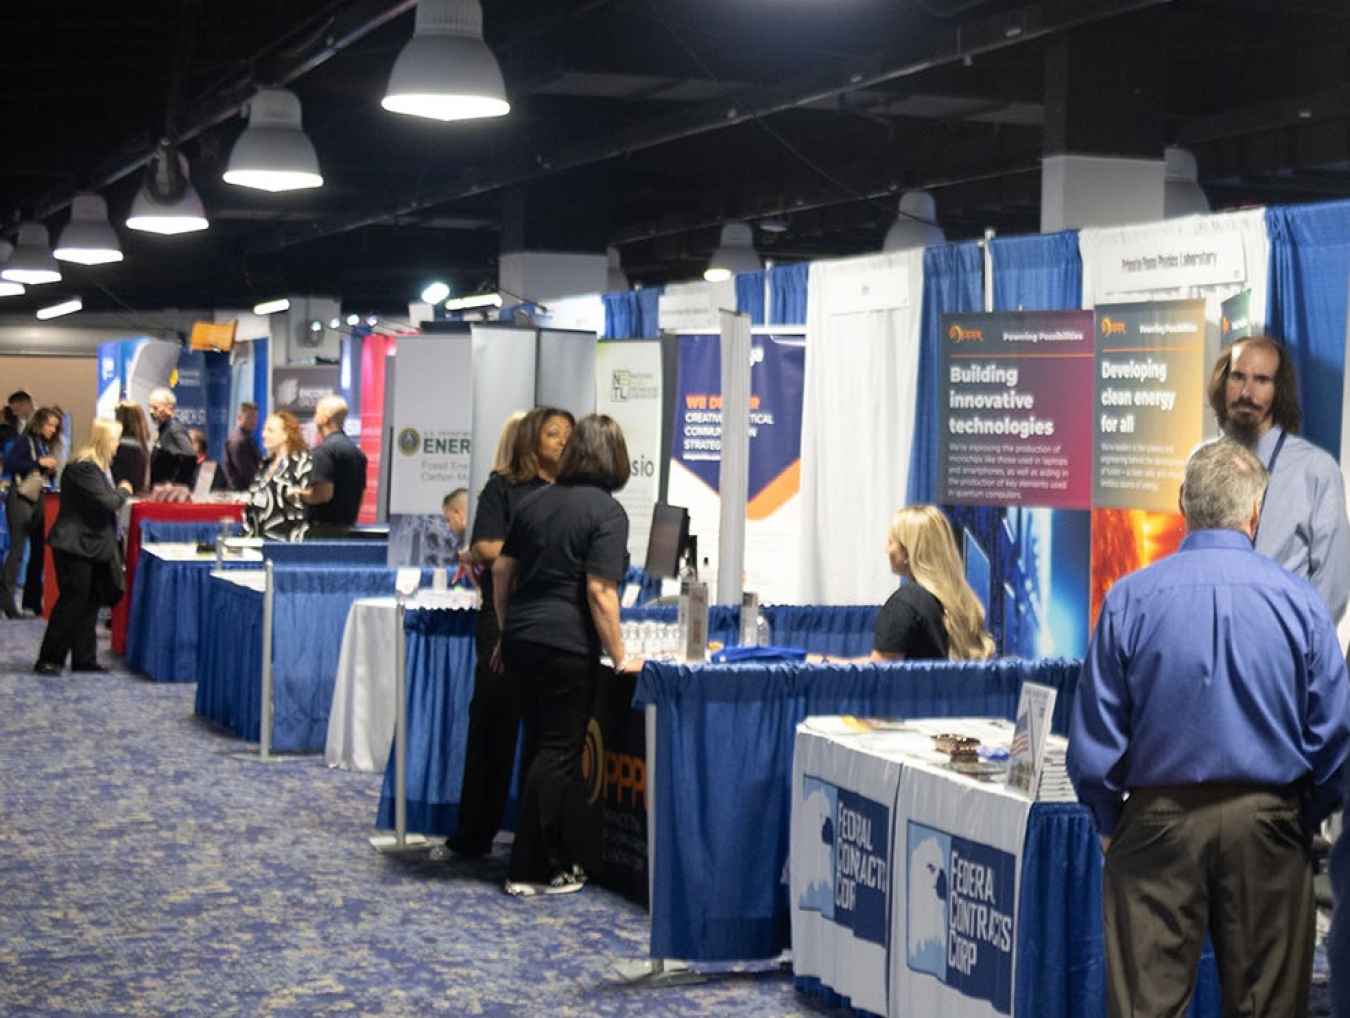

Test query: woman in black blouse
[439,406,574,859]
[493,414,640,896]
[111,401,151,495]
[869,505,994,661]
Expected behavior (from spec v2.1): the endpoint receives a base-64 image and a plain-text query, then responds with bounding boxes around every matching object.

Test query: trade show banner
[792,723,902,1017]
[667,332,805,602]
[387,335,473,565]
[1091,299,1207,512]
[595,340,663,570]
[1220,289,1252,345]
[938,311,1095,509]
[892,763,1030,1017]
[273,364,340,446]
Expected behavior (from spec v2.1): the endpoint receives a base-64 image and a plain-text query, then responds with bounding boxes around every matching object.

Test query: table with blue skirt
[193,564,430,751]
[632,657,1083,964]
[789,719,1221,1018]
[124,544,261,682]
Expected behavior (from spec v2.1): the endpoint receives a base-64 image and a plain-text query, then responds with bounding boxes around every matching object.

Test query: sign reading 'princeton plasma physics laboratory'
[939,310,1095,509]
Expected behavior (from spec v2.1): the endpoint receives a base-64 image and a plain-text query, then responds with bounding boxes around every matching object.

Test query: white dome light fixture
[0,241,27,296]
[127,148,210,235]
[882,191,946,252]
[2,224,62,285]
[703,223,762,282]
[54,194,124,265]
[224,89,324,193]
[1163,147,1210,218]
[382,0,511,122]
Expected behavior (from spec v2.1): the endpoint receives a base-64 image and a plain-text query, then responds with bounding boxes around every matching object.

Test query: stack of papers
[1035,735,1078,803]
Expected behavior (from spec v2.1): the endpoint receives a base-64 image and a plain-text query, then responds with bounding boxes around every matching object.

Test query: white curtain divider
[798,251,925,605]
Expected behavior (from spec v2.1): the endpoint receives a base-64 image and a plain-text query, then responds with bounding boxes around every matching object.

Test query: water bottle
[755,610,772,648]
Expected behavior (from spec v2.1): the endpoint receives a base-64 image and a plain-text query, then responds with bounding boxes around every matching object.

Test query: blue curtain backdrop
[907,242,984,503]
[737,271,766,325]
[1266,200,1350,459]
[990,230,1082,313]
[770,262,809,326]
[602,286,665,339]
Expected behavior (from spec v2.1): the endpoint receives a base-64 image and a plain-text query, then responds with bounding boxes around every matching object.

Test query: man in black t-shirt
[296,395,367,537]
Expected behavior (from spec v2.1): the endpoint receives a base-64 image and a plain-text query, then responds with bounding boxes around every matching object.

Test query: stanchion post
[371,595,428,853]
[610,688,700,987]
[234,560,303,765]
[260,559,274,761]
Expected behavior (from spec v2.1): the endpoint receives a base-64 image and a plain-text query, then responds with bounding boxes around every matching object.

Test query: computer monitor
[644,503,692,579]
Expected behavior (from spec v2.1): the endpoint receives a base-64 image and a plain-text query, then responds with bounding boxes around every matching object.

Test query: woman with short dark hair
[492,414,640,896]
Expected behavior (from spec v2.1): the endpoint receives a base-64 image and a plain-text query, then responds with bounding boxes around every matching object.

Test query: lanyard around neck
[1254,429,1287,543]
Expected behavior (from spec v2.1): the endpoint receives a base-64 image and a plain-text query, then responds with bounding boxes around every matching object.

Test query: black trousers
[38,550,106,669]
[501,638,598,884]
[2,489,45,613]
[451,610,523,851]
[1103,784,1314,1018]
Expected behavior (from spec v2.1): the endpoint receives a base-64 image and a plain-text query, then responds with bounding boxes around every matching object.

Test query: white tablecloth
[790,717,1030,1018]
[325,596,401,772]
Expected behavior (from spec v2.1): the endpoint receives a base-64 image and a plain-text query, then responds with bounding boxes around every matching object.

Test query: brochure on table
[1005,683,1057,797]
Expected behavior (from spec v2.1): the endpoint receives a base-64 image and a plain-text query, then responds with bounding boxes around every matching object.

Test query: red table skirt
[41,498,244,652]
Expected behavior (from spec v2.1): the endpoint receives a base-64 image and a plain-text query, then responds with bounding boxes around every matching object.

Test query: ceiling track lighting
[382,0,511,122]
[882,190,946,253]
[35,297,83,320]
[54,193,123,265]
[253,297,291,315]
[2,224,62,285]
[224,89,324,193]
[704,222,762,282]
[126,146,210,235]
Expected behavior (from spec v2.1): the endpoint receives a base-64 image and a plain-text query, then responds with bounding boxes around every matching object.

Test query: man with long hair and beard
[1207,334,1350,621]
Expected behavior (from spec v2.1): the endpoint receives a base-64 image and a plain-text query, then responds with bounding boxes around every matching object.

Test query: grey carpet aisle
[0,616,822,1017]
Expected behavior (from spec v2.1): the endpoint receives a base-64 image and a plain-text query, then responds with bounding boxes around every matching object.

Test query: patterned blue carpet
[0,616,823,1017]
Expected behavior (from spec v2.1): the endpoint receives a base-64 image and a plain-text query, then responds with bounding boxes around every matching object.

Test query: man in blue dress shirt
[1068,439,1350,1018]
[1207,334,1350,621]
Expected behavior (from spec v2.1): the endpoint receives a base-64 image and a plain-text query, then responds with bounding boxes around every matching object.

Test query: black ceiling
[3,0,1350,321]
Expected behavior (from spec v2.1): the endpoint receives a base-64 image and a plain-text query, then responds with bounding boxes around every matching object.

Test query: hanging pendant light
[882,191,945,252]
[224,89,324,192]
[382,0,510,122]
[126,147,210,235]
[54,194,124,265]
[2,224,62,285]
[703,223,761,282]
[0,241,26,296]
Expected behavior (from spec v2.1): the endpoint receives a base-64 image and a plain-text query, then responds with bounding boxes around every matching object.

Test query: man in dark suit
[222,401,262,490]
[147,387,196,486]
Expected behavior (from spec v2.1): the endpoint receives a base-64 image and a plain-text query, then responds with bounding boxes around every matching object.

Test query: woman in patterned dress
[241,411,312,541]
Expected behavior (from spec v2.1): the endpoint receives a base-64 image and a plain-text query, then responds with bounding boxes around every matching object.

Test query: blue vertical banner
[667,332,806,601]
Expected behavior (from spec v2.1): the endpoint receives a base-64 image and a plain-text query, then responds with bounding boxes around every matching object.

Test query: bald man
[296,394,367,537]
